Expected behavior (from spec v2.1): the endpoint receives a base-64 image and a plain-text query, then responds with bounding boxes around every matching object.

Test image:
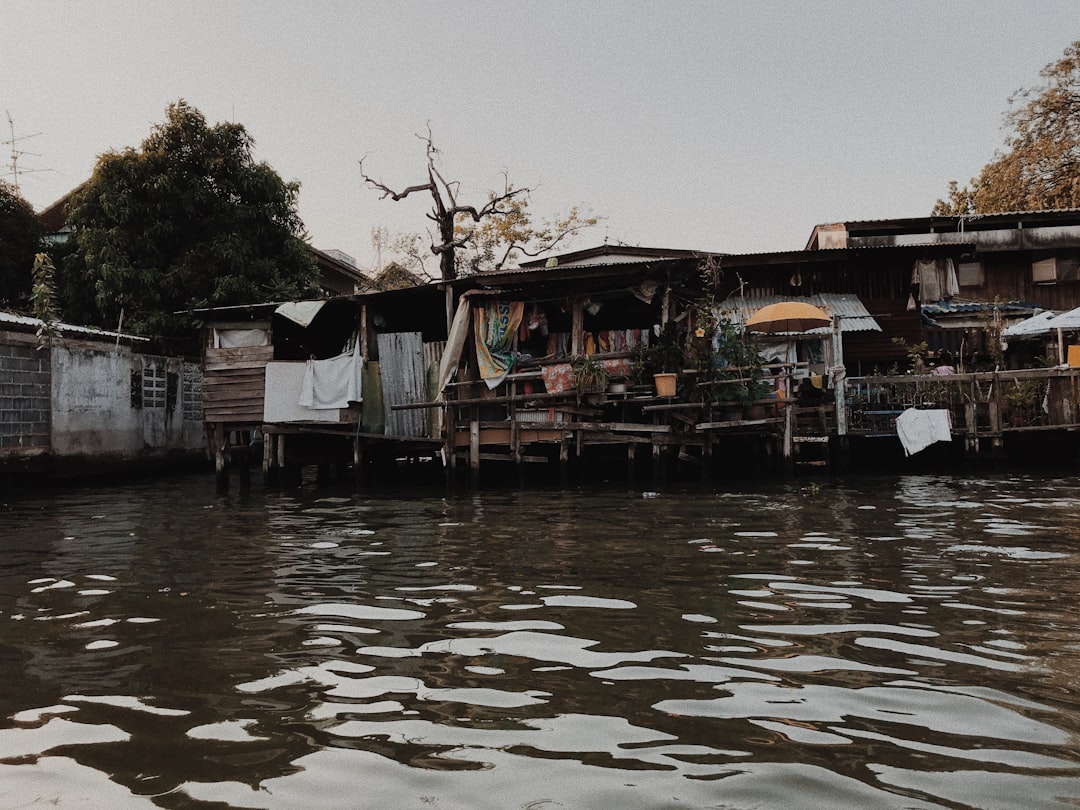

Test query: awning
[1045,306,1080,331]
[274,300,328,327]
[1002,310,1058,338]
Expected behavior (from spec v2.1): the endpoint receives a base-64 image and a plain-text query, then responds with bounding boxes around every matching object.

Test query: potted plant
[639,323,684,397]
[572,355,609,394]
[707,318,769,417]
[1003,377,1042,427]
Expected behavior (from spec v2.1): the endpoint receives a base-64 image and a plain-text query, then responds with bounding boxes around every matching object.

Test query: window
[142,366,167,409]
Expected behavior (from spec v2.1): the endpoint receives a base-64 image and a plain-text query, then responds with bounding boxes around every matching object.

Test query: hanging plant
[572,355,609,393]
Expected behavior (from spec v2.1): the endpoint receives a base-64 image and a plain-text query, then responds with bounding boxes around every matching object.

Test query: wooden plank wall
[203,346,273,422]
[424,341,446,439]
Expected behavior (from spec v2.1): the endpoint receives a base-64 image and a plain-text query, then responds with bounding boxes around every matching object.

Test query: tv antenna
[3,111,44,194]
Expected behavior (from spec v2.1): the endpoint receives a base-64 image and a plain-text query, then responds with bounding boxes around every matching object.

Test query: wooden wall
[203,345,273,423]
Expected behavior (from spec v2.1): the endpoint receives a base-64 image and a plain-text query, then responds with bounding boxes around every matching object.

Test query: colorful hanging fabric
[541,363,574,394]
[474,300,524,389]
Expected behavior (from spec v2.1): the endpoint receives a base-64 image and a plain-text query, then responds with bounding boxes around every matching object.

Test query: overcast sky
[2,2,1077,273]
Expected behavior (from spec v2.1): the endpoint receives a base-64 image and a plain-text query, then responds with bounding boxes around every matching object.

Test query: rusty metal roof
[716,293,881,334]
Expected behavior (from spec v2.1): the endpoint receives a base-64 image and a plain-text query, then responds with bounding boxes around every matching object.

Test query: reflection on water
[3,473,1080,808]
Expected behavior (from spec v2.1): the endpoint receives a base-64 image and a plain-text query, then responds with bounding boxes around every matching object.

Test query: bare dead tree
[359,129,527,281]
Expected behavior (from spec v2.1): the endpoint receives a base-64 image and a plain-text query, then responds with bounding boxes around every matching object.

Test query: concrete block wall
[0,334,50,451]
[0,324,206,477]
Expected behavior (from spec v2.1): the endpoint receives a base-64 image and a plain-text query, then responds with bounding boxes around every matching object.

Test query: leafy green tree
[65,100,317,340]
[0,180,44,308]
[934,40,1080,215]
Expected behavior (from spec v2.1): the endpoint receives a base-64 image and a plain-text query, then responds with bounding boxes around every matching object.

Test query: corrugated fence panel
[377,332,427,438]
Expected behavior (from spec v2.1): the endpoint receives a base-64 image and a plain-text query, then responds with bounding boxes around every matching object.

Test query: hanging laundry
[913,258,959,303]
[300,339,363,409]
[895,408,952,456]
[474,300,524,389]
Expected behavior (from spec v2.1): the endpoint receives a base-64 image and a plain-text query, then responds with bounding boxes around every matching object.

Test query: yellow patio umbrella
[745,301,831,334]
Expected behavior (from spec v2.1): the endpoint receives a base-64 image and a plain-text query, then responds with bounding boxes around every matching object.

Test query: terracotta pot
[653,373,677,398]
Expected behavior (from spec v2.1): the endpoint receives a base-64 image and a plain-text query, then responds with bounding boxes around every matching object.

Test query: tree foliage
[0,180,44,307]
[371,260,427,291]
[360,130,598,280]
[458,195,599,274]
[934,40,1080,215]
[65,100,317,340]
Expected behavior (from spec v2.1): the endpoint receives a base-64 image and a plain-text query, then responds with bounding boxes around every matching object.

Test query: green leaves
[0,180,44,307]
[64,100,317,343]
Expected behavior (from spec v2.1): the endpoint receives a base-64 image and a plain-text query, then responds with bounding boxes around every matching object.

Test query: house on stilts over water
[199,215,1080,487]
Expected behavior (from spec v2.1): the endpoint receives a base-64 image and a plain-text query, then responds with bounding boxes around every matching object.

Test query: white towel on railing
[895,408,951,456]
[300,342,362,409]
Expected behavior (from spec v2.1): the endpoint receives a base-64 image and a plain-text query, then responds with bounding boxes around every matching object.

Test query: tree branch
[359,155,435,201]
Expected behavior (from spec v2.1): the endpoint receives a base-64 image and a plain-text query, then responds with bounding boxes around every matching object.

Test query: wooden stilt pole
[469,406,480,487]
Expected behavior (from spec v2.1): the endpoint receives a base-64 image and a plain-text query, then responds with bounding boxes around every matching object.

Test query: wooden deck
[204,332,1080,488]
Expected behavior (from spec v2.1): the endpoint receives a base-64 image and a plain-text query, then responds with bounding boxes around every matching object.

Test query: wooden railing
[845,367,1080,436]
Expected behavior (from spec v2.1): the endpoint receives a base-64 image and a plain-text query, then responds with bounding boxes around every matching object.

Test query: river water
[2,471,1080,809]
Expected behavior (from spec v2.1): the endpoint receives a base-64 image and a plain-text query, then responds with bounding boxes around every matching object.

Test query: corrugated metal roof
[0,311,149,342]
[1002,310,1058,338]
[921,299,1038,315]
[473,256,689,284]
[722,241,974,263]
[715,293,881,334]
[840,208,1080,227]
[520,245,723,268]
[1045,306,1080,331]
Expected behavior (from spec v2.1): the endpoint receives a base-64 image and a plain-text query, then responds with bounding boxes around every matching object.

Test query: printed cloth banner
[474,300,524,389]
[602,358,633,379]
[541,363,574,394]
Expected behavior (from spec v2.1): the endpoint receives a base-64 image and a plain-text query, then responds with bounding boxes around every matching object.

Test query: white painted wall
[50,344,204,460]
[263,362,346,422]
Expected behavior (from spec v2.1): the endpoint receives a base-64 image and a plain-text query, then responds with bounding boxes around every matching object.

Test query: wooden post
[510,379,522,474]
[211,424,227,486]
[444,285,454,335]
[443,404,456,487]
[277,432,286,478]
[359,304,368,358]
[988,371,1003,456]
[469,406,480,486]
[783,398,795,476]
[964,401,978,461]
[262,431,273,476]
[572,298,584,357]
[627,442,636,483]
[353,436,365,488]
[830,315,847,436]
